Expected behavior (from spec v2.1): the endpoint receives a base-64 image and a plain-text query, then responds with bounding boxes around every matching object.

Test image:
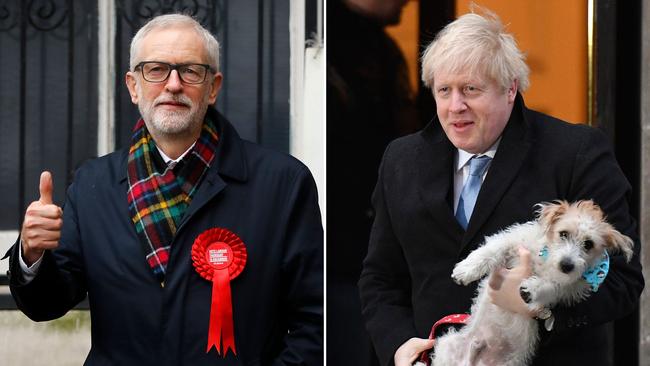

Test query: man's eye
[182,67,200,75]
[464,85,479,94]
[559,231,569,239]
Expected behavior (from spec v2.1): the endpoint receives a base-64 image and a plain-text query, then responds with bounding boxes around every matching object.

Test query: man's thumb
[414,337,435,350]
[39,171,54,204]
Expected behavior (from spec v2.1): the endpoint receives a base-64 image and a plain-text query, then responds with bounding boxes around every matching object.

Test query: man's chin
[149,114,194,135]
[155,123,192,135]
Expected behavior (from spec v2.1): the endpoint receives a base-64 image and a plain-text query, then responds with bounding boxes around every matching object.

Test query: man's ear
[208,72,223,105]
[507,80,518,103]
[125,72,139,104]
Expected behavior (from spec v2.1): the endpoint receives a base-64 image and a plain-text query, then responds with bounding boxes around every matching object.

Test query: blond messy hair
[421,8,529,92]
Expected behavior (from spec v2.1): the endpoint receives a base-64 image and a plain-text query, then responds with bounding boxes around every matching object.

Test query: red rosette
[192,228,247,357]
[192,228,247,280]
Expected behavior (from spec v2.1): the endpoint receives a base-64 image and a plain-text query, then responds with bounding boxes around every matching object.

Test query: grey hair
[421,9,529,92]
[129,13,220,72]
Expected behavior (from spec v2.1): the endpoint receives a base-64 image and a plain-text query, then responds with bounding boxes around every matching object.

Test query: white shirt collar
[455,138,501,172]
[156,142,196,165]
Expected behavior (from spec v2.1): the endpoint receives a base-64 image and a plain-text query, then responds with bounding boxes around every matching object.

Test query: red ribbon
[192,228,247,357]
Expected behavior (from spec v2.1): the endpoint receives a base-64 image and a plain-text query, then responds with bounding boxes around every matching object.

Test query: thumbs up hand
[20,171,63,265]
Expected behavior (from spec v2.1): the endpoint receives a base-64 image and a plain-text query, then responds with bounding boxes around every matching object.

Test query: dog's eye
[583,239,594,251]
[559,231,569,239]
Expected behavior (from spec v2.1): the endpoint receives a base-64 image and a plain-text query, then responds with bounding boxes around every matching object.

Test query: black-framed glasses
[134,61,215,84]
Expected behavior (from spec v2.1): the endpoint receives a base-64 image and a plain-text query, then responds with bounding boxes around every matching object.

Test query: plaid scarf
[127,118,219,283]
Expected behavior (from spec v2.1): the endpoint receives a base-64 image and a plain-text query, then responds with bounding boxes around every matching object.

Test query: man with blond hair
[7,14,323,365]
[359,10,643,366]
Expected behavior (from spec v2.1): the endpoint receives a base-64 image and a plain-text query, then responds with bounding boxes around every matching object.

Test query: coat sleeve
[551,126,644,331]
[358,142,418,366]
[271,165,324,366]
[8,179,87,321]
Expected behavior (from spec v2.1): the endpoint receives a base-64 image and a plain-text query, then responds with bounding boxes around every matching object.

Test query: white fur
[429,200,633,366]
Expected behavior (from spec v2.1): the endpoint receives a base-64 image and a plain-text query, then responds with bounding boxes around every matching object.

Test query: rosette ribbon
[192,228,247,356]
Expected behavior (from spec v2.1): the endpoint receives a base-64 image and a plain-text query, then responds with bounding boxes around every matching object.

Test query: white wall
[0,231,17,275]
[289,0,325,216]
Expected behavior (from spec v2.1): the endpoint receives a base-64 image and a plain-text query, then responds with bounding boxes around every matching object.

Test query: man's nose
[165,69,183,92]
[449,91,467,113]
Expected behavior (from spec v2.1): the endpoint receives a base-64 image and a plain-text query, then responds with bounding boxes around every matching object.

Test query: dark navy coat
[8,108,324,366]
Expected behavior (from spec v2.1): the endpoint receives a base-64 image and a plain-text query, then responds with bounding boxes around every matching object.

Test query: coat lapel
[118,109,248,279]
[416,122,465,236]
[177,165,227,230]
[461,96,532,249]
[177,108,248,233]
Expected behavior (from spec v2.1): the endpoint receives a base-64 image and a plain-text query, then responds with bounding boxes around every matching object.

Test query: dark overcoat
[359,95,644,366]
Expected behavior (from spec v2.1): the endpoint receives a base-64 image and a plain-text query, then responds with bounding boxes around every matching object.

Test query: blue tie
[456,155,492,229]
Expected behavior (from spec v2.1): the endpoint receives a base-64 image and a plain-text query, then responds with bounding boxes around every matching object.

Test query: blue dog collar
[538,246,549,260]
[538,246,609,292]
[582,251,609,292]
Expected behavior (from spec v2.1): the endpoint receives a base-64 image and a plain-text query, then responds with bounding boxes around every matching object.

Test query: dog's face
[535,200,633,283]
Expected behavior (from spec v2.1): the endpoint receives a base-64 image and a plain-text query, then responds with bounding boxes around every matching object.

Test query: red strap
[417,314,470,365]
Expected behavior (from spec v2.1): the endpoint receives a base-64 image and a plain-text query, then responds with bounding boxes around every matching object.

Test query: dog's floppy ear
[604,226,634,262]
[535,200,569,230]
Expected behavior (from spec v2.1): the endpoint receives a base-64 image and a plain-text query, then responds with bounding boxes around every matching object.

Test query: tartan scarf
[127,117,219,283]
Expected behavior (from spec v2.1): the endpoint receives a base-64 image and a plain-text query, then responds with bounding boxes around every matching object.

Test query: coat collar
[117,107,249,184]
[415,119,462,237]
[176,108,249,229]
[461,94,531,248]
[416,94,532,249]
[112,108,250,275]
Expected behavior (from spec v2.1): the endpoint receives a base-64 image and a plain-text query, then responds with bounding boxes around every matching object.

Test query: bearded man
[7,14,323,366]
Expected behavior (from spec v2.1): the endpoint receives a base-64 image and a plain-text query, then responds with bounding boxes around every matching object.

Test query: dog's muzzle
[559,258,575,273]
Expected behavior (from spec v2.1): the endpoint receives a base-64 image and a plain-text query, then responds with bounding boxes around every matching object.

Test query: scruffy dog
[431,200,633,366]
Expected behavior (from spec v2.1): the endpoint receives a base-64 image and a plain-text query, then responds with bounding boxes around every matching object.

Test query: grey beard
[136,87,209,136]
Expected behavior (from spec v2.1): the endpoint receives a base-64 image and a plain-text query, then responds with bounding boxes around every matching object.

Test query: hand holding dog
[488,246,536,317]
[21,171,63,266]
[394,337,434,366]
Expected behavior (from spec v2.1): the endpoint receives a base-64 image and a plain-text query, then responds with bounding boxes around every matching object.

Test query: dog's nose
[560,259,575,273]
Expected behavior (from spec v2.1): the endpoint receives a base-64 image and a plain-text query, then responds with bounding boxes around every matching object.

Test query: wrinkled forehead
[138,26,207,62]
[432,62,501,91]
[433,70,488,88]
[434,65,477,83]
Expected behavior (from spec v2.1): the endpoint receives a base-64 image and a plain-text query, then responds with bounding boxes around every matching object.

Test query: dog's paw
[451,260,480,285]
[451,271,467,285]
[519,276,549,307]
[521,282,545,315]
[519,287,532,303]
[519,279,538,304]
[521,276,561,310]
